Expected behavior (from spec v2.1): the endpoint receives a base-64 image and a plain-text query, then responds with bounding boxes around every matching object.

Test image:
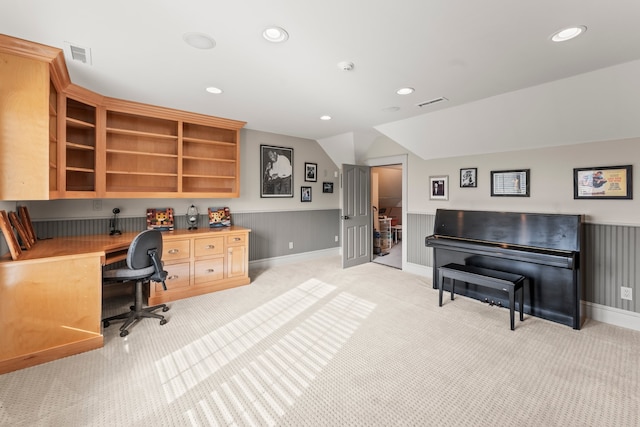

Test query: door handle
[341,215,350,220]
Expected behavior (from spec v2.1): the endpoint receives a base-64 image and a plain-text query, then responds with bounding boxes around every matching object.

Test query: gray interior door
[341,164,371,268]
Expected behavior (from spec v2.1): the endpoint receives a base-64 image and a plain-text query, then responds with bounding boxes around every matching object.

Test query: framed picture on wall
[261,145,293,198]
[573,165,632,199]
[305,162,317,182]
[491,169,530,197]
[323,182,334,193]
[460,168,477,188]
[429,175,448,200]
[301,186,312,202]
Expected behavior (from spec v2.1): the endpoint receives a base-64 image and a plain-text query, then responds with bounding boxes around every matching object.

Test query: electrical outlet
[289,242,294,249]
[335,235,339,242]
[92,200,102,211]
[621,287,633,301]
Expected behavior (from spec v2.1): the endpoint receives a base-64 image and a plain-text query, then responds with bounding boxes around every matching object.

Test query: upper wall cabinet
[0,35,245,200]
[0,45,53,200]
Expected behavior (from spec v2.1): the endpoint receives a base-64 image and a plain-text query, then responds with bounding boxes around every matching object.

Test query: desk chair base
[103,278,169,337]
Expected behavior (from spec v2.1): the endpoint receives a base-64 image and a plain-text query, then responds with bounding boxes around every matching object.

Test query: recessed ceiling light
[183,32,216,49]
[205,87,223,94]
[263,26,289,43]
[396,87,414,95]
[320,115,332,121]
[551,26,586,42]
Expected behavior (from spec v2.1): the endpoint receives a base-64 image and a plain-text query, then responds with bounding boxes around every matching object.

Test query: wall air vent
[64,42,92,65]
[416,97,448,108]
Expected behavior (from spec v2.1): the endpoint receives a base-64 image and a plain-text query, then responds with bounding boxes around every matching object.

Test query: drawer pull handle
[168,249,180,254]
[167,275,179,280]
[206,245,215,249]
[233,237,241,241]
[206,269,216,273]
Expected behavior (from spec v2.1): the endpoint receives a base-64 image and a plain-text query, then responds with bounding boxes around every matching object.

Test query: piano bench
[437,263,527,330]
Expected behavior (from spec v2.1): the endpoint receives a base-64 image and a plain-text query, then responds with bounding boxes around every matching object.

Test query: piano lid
[432,209,582,252]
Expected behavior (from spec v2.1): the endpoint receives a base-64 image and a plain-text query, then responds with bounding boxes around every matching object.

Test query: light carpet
[0,256,639,426]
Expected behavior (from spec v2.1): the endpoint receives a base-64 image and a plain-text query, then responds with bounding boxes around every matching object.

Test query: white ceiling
[3,1,640,161]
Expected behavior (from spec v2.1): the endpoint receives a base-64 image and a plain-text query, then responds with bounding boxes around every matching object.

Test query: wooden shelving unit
[65,98,96,194]
[1,34,246,200]
[182,122,239,196]
[105,110,179,196]
[48,81,58,194]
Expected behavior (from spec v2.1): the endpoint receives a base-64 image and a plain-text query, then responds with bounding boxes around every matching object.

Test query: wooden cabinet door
[227,244,247,278]
[0,52,50,200]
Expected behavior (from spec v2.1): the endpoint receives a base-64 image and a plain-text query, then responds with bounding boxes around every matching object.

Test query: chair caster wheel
[120,330,129,337]
[103,320,110,328]
[160,319,167,326]
[162,306,169,312]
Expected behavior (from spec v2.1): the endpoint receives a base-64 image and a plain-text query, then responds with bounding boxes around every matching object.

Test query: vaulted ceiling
[3,1,640,163]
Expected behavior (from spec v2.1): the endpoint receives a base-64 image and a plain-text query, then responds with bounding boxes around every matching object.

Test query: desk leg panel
[0,253,103,373]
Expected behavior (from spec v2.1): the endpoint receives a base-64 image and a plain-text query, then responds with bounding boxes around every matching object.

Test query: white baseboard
[249,247,340,269]
[403,262,433,279]
[582,301,640,332]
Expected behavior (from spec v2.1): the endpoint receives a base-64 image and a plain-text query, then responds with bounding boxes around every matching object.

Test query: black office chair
[102,229,170,337]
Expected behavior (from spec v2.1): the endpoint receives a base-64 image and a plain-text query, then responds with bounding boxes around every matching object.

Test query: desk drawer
[154,262,190,292]
[194,258,224,284]
[163,239,190,261]
[226,234,246,246]
[195,236,224,257]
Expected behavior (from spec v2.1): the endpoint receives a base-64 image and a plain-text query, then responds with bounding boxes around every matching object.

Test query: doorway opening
[371,164,403,269]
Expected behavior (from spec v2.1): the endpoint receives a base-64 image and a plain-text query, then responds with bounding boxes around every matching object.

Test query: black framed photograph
[261,145,293,198]
[429,175,448,200]
[322,182,334,193]
[574,165,632,199]
[460,168,477,188]
[491,169,530,197]
[301,186,312,202]
[305,162,317,182]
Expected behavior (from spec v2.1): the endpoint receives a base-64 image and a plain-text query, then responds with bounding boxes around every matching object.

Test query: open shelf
[65,97,96,193]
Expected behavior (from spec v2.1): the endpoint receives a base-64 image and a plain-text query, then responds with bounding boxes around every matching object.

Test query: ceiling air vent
[416,97,448,108]
[64,42,92,65]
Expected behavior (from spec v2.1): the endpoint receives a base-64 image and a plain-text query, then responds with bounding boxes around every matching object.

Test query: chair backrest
[127,229,163,270]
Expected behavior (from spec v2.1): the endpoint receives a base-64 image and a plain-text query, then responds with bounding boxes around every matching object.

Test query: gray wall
[363,136,640,318]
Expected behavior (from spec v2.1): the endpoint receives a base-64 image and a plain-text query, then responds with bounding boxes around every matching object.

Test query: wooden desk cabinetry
[149,228,250,304]
[0,226,250,374]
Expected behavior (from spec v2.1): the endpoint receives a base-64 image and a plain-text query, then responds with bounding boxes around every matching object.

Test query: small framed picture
[460,168,477,188]
[491,169,530,197]
[305,162,317,182]
[301,186,312,202]
[429,176,448,200]
[322,182,334,193]
[573,165,632,199]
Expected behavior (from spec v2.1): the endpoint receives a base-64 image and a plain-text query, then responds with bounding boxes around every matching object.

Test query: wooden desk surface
[0,226,251,263]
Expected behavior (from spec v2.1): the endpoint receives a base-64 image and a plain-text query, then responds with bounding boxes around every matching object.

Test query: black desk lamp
[110,208,122,235]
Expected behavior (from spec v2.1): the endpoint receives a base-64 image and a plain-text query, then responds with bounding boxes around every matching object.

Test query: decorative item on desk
[208,207,231,228]
[110,208,122,235]
[146,208,174,231]
[186,204,199,230]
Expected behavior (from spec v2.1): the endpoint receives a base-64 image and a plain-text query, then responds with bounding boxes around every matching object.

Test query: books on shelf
[208,207,231,228]
[146,208,174,231]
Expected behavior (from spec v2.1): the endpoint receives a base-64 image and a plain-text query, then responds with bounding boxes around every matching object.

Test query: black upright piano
[425,209,583,329]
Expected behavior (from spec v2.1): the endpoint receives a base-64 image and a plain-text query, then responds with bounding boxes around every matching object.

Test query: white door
[341,164,371,268]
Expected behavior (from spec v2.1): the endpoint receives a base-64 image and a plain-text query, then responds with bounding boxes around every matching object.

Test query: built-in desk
[0,226,251,374]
